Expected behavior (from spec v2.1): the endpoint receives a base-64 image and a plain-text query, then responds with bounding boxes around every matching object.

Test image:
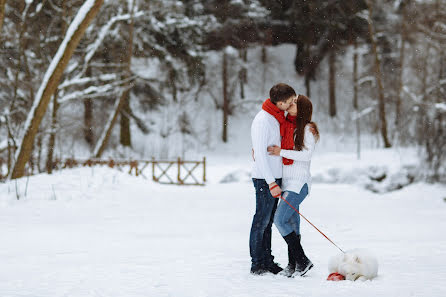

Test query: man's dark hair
[269,83,296,104]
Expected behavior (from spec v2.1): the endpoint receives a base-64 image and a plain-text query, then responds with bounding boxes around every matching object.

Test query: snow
[224,45,238,56]
[436,102,446,112]
[36,3,43,13]
[81,11,144,76]
[351,105,376,121]
[1,149,445,297]
[59,74,117,90]
[59,81,126,103]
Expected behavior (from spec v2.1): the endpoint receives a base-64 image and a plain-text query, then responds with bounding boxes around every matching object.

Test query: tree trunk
[418,43,431,146]
[94,89,130,158]
[10,0,104,179]
[353,40,359,110]
[396,14,406,128]
[84,66,94,146]
[366,0,391,148]
[11,1,32,107]
[84,98,94,146]
[222,49,229,143]
[120,92,131,146]
[353,39,360,159]
[119,0,135,147]
[304,43,311,97]
[5,116,16,177]
[46,94,59,173]
[328,49,337,117]
[305,75,311,98]
[261,45,267,94]
[239,48,247,99]
[46,0,67,173]
[0,0,6,37]
[169,70,178,102]
[36,130,43,173]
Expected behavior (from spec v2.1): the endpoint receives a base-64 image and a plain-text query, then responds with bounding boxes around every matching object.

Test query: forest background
[0,0,444,182]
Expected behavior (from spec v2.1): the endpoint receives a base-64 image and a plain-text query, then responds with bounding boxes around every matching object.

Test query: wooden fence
[0,157,206,186]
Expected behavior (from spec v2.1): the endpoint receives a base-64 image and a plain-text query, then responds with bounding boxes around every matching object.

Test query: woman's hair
[294,95,320,151]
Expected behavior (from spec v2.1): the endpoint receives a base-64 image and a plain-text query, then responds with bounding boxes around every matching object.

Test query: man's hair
[269,83,296,104]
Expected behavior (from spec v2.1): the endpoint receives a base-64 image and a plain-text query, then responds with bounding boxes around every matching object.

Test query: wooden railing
[0,157,206,186]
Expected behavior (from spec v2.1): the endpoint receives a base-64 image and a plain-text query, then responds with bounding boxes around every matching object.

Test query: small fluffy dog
[328,249,378,281]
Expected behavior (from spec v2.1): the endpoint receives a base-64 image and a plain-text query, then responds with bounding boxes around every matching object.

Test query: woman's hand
[267,145,281,156]
[307,122,317,135]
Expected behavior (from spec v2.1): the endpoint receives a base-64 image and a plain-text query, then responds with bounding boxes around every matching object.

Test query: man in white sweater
[249,83,295,275]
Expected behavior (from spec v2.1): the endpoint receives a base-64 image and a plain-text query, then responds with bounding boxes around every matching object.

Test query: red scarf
[262,99,296,165]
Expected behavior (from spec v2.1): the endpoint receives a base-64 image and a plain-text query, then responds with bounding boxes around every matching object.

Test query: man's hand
[267,145,281,156]
[269,182,282,198]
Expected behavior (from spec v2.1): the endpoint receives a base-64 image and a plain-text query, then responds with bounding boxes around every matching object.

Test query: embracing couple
[250,83,319,277]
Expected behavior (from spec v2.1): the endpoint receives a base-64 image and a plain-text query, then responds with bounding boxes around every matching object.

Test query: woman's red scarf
[262,99,296,165]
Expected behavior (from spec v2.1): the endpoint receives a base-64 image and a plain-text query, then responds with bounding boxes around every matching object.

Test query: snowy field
[1,149,445,297]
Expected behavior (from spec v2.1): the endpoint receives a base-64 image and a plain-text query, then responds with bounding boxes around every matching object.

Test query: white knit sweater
[279,125,316,194]
[251,110,283,184]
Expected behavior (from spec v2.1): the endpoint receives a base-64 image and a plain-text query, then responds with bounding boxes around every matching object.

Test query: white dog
[328,249,378,281]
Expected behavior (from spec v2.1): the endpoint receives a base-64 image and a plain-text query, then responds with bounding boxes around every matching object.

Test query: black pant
[249,178,282,267]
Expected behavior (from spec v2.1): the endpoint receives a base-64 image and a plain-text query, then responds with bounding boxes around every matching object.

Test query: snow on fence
[0,157,206,186]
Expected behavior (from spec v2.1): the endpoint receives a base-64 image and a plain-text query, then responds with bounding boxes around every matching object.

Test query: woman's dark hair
[269,83,296,104]
[294,95,320,151]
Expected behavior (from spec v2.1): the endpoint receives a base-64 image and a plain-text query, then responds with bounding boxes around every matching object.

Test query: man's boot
[264,261,283,274]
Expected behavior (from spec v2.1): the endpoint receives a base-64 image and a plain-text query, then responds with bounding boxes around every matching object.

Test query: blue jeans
[249,178,282,267]
[274,183,309,237]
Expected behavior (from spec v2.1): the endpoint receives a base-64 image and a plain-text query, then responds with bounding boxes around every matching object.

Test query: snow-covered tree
[10,0,104,179]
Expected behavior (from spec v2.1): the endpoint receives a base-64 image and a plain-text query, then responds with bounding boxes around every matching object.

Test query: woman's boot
[294,234,313,276]
[283,232,313,277]
[280,244,296,277]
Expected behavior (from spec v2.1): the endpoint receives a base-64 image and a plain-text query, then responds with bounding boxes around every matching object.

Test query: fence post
[203,156,206,183]
[177,157,182,184]
[152,157,156,182]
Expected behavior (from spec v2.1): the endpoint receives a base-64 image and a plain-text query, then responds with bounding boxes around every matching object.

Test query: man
[250,83,296,275]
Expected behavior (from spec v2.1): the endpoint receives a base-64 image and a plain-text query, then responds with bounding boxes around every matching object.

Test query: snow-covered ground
[1,60,444,295]
[1,147,445,297]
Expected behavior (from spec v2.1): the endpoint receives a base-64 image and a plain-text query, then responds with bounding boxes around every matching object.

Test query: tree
[222,47,229,143]
[0,0,6,36]
[46,0,69,173]
[353,38,360,159]
[238,48,247,99]
[366,0,391,148]
[412,0,446,180]
[328,49,337,117]
[94,88,132,158]
[119,0,135,148]
[258,0,368,100]
[201,0,269,142]
[10,0,104,179]
[46,94,59,173]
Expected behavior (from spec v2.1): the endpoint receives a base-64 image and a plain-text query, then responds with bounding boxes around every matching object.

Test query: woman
[267,94,319,277]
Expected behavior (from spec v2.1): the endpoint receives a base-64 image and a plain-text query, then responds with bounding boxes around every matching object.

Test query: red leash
[279,195,345,254]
